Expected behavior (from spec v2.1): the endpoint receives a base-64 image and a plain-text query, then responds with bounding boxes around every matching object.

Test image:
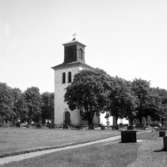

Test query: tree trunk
[87,112,94,130]
[129,117,134,126]
[142,116,146,128]
[113,115,118,129]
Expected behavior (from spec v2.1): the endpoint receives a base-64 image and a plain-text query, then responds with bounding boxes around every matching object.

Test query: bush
[112,125,119,130]
[127,125,134,130]
[150,122,161,128]
[71,125,82,130]
[48,123,55,129]
[101,125,105,130]
[135,124,146,130]
[15,121,20,127]
[36,123,42,128]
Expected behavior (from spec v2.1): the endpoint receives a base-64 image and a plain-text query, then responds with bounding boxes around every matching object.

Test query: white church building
[52,38,128,127]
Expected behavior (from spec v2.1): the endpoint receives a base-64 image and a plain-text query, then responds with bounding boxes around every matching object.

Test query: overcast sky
[0,0,167,92]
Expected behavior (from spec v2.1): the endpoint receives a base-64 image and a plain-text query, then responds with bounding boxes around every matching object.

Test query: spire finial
[72,33,77,41]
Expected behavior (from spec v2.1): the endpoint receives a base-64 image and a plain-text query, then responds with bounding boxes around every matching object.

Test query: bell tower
[52,38,94,126]
[63,38,86,64]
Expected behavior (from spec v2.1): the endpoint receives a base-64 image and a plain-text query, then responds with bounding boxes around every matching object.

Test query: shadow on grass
[118,141,138,144]
[154,148,167,152]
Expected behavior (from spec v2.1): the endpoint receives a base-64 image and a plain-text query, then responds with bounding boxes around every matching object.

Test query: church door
[63,111,71,128]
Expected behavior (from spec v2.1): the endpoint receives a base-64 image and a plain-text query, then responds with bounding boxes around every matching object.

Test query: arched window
[62,72,66,84]
[68,72,72,83]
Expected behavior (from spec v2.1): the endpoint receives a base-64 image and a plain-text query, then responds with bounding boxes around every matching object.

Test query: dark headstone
[121,130,137,143]
[36,123,42,128]
[163,136,167,151]
[101,125,105,130]
[159,131,166,137]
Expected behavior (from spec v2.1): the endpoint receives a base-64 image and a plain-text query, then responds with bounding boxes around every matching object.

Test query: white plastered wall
[54,66,84,126]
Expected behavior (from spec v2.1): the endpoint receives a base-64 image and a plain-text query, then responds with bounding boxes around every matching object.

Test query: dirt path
[0,135,120,165]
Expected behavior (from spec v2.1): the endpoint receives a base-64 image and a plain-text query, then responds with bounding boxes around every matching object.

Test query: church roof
[52,62,94,70]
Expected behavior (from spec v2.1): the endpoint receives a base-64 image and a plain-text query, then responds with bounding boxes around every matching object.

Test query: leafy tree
[15,94,29,122]
[147,88,162,120]
[24,87,41,124]
[131,79,151,123]
[11,88,22,123]
[0,83,13,124]
[150,88,167,124]
[65,69,110,129]
[41,92,54,124]
[107,77,138,128]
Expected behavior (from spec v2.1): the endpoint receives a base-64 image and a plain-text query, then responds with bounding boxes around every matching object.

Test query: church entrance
[63,110,71,129]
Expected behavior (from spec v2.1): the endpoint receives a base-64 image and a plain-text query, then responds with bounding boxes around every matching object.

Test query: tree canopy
[0,83,13,123]
[24,87,42,123]
[107,77,138,127]
[1,67,167,128]
[41,92,54,124]
[65,69,110,129]
[65,70,167,128]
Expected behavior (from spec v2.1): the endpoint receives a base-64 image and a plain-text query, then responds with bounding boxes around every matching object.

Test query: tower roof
[63,39,86,47]
[52,61,94,70]
[52,38,92,70]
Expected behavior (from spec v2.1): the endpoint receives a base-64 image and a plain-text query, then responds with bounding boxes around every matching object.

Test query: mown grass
[128,131,167,167]
[1,129,157,167]
[1,139,139,167]
[0,127,119,156]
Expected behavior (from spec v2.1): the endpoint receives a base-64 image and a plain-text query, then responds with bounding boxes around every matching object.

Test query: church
[52,38,99,127]
[52,38,129,127]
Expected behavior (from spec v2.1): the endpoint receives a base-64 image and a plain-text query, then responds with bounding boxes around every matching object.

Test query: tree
[107,77,138,128]
[147,88,162,120]
[11,88,22,123]
[15,94,28,122]
[151,88,167,124]
[0,83,13,124]
[65,69,110,129]
[131,79,151,123]
[24,87,41,124]
[41,92,54,124]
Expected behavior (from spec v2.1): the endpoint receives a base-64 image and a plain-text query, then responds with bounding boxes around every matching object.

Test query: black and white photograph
[0,0,167,166]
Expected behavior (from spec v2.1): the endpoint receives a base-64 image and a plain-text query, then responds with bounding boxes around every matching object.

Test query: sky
[0,0,167,93]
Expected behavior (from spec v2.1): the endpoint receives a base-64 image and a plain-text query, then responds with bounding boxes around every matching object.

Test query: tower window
[68,72,72,83]
[79,48,83,60]
[62,72,66,84]
[64,46,77,63]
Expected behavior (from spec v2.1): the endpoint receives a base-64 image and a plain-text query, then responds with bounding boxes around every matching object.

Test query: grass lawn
[128,131,167,167]
[1,129,162,167]
[0,139,139,167]
[0,127,119,156]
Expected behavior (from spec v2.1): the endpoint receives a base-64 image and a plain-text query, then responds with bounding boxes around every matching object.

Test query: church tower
[52,38,93,126]
[63,38,86,64]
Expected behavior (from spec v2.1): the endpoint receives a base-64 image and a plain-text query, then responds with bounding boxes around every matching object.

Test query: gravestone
[121,130,137,143]
[159,131,166,137]
[163,136,167,151]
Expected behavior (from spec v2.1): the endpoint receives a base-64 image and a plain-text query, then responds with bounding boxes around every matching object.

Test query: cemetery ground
[0,128,167,167]
[0,127,120,157]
